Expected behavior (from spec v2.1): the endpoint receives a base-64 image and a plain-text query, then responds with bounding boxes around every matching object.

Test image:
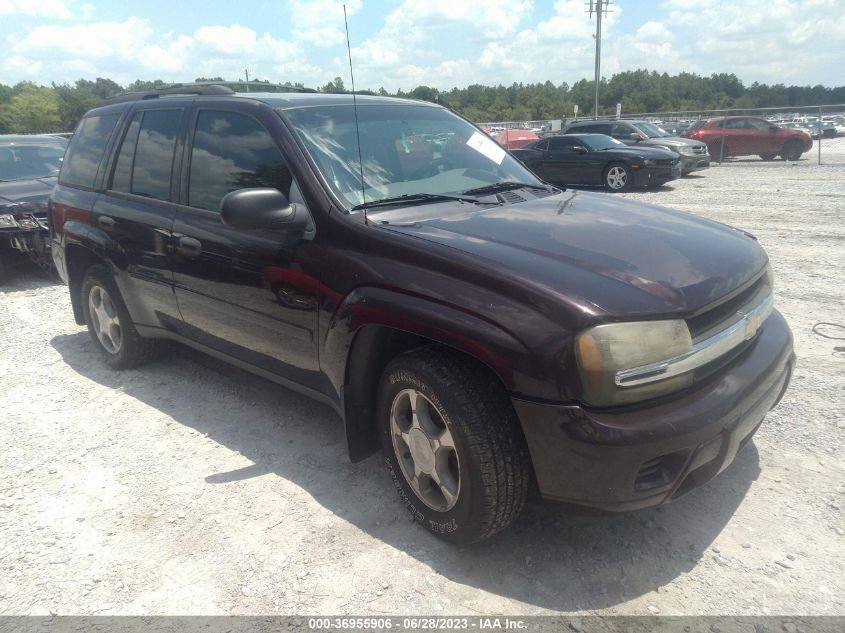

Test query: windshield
[632,122,671,138]
[581,134,627,151]
[282,104,540,210]
[0,143,65,181]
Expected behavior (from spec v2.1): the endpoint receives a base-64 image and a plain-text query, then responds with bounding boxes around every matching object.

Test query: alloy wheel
[88,284,122,354]
[606,166,628,190]
[390,388,461,512]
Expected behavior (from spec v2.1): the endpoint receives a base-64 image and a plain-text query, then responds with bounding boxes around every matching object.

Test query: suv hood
[0,177,55,208]
[381,189,766,318]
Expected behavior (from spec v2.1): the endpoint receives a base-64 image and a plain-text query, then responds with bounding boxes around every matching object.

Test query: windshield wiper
[461,181,554,196]
[349,192,489,212]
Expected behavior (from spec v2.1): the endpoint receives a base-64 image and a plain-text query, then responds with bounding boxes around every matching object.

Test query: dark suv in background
[563,119,710,174]
[50,84,794,543]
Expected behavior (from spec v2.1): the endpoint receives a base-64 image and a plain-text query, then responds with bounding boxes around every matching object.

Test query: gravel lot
[1,140,843,617]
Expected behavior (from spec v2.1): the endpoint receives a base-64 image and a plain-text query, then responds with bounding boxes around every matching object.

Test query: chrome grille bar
[615,290,774,388]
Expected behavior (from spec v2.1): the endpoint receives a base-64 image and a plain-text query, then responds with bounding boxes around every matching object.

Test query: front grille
[655,158,675,166]
[686,274,767,341]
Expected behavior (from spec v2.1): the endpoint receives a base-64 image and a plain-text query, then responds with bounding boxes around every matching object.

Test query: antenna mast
[343,4,367,217]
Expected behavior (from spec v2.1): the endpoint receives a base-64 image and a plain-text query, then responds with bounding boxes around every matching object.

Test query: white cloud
[1,18,321,87]
[289,0,362,48]
[655,0,845,83]
[0,0,71,19]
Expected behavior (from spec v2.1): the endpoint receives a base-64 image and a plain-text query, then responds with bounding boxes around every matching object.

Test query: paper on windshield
[466,131,506,165]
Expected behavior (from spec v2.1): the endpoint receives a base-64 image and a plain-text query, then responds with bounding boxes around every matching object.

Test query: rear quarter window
[59,113,121,190]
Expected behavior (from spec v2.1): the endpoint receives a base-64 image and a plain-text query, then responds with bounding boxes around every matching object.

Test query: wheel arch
[63,224,115,325]
[326,286,531,463]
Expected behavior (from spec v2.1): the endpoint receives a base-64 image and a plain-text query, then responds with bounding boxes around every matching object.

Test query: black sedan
[0,134,67,283]
[510,133,681,192]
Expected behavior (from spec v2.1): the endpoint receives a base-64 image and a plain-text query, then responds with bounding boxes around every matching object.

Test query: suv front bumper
[679,154,710,173]
[513,309,794,511]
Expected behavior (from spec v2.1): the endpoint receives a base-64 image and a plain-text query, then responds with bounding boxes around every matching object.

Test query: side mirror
[221,188,295,230]
[629,132,642,142]
[769,125,780,132]
[573,145,588,154]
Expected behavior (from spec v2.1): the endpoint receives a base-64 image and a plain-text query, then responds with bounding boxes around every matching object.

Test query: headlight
[643,159,656,166]
[576,320,693,407]
[765,263,774,289]
[17,216,40,229]
[678,145,695,155]
[0,213,19,228]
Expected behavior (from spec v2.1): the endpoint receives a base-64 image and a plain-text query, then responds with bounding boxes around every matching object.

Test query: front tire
[603,163,632,192]
[80,264,163,369]
[378,347,531,544]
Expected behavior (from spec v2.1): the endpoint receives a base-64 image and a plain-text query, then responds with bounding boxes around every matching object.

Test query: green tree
[0,84,61,133]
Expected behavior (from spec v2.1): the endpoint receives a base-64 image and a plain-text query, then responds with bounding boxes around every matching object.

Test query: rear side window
[110,109,181,201]
[188,110,292,212]
[59,113,121,189]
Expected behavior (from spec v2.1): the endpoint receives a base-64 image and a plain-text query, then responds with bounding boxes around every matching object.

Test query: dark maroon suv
[49,84,794,543]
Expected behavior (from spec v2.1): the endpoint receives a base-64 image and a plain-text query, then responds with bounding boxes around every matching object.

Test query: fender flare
[323,286,532,461]
[62,220,126,324]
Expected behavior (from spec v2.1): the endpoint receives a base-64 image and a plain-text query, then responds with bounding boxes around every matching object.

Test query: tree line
[2,70,844,134]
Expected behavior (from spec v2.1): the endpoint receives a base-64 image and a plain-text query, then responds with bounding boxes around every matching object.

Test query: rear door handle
[98,216,115,229]
[176,236,202,257]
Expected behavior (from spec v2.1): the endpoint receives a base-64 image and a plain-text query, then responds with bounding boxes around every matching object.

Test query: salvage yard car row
[496,115,817,190]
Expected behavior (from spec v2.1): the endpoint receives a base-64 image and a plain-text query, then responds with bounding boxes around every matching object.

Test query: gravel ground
[1,140,843,617]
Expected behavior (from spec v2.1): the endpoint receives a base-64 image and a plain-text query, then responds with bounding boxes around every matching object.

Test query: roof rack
[102,83,234,104]
[102,81,317,104]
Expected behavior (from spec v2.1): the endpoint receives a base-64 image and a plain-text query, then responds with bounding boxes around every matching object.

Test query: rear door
[170,103,322,390]
[92,106,185,327]
[744,118,781,154]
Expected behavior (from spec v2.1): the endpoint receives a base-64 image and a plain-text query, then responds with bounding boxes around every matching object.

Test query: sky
[1,0,844,91]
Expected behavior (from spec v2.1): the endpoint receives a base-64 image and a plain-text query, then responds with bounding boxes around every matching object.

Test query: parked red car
[683,116,812,161]
[496,129,539,149]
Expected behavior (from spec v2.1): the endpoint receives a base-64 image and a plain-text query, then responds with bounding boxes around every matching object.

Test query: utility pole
[244,68,250,92]
[588,0,610,119]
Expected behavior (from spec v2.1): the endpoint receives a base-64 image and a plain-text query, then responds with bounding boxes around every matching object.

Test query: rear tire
[603,163,633,192]
[378,347,531,544]
[781,140,803,161]
[80,264,163,369]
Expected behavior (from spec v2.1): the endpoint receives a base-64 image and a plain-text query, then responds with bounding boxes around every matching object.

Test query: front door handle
[176,236,202,257]
[98,215,115,230]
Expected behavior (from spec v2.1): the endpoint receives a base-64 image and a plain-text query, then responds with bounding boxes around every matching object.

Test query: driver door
[170,105,322,390]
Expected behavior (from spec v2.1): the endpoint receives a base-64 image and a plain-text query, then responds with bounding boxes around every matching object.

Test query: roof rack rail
[102,81,318,104]
[204,81,318,93]
[102,83,234,104]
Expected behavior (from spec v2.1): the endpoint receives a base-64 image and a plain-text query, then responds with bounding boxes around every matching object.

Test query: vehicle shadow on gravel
[0,261,60,292]
[51,331,761,612]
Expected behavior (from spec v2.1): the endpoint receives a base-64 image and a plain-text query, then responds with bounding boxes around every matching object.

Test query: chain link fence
[480,103,845,165]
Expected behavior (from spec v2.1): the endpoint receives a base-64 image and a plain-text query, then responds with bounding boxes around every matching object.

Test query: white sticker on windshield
[466,131,506,165]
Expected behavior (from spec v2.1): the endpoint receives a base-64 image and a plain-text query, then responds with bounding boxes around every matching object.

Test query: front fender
[323,285,536,399]
[322,285,537,461]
